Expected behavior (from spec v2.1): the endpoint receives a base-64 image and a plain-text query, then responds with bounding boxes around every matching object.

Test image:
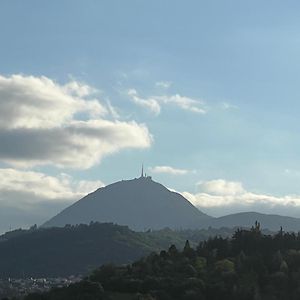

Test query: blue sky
[1,1,300,231]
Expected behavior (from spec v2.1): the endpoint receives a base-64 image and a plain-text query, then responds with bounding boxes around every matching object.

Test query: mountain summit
[43,175,211,230]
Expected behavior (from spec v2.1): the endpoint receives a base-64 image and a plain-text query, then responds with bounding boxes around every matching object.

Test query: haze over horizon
[1,1,300,233]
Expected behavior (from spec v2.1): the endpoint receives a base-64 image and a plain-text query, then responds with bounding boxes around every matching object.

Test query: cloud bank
[0,168,104,233]
[0,168,103,208]
[0,74,152,169]
[0,168,104,226]
[182,179,300,217]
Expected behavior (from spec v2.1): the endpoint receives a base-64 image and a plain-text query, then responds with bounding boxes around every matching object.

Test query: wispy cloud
[155,81,172,89]
[106,99,120,119]
[149,165,189,175]
[220,102,238,110]
[127,89,161,115]
[284,169,300,177]
[156,94,206,114]
[127,89,206,115]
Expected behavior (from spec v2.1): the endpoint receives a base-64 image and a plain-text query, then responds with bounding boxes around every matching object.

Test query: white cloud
[0,74,152,169]
[128,89,161,115]
[155,81,172,89]
[0,168,104,207]
[0,120,152,169]
[149,165,189,175]
[182,179,300,209]
[127,89,206,115]
[0,74,106,129]
[197,179,244,196]
[157,94,206,114]
[0,168,105,232]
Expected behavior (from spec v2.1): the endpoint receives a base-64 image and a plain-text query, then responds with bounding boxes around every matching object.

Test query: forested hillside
[0,222,234,278]
[24,223,300,300]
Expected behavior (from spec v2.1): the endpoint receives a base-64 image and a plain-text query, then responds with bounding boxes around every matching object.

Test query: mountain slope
[43,177,211,230]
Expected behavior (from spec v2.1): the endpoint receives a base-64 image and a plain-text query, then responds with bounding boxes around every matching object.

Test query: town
[0,276,82,299]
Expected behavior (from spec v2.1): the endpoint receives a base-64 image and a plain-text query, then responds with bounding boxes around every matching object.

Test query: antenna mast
[141,164,144,177]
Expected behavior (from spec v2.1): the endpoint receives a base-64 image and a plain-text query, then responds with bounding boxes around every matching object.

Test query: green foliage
[81,227,300,299]
[194,257,207,273]
[214,259,235,273]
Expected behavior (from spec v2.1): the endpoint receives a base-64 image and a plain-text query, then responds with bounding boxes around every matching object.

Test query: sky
[1,1,300,232]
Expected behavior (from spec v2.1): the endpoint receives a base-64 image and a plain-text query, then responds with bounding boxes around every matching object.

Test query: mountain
[43,175,300,232]
[43,176,211,230]
[211,211,300,231]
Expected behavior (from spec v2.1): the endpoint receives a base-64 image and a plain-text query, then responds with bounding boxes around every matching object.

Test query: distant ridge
[209,211,300,232]
[43,176,212,230]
